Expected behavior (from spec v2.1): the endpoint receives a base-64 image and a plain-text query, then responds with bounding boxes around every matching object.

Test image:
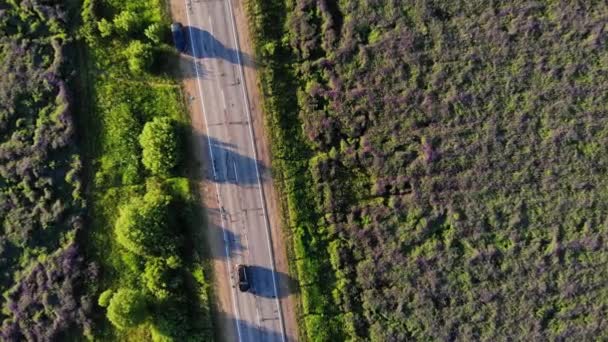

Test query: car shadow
[183,26,256,69]
[247,265,297,299]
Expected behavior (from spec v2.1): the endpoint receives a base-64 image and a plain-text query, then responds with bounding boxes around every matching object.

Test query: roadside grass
[245,1,344,340]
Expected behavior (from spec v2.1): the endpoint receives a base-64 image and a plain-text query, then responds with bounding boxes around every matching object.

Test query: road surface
[181,0,290,341]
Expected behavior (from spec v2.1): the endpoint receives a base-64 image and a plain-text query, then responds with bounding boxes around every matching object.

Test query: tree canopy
[124,40,154,73]
[106,289,148,330]
[115,188,177,257]
[139,117,180,176]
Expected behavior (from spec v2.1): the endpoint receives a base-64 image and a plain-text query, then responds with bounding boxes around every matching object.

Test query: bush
[99,289,115,307]
[97,18,113,38]
[115,187,177,257]
[145,23,165,44]
[143,258,182,300]
[106,288,148,330]
[113,10,141,36]
[139,117,180,176]
[124,40,154,73]
[150,300,209,342]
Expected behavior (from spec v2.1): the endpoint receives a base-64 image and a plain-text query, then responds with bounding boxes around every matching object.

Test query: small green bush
[98,289,115,307]
[143,258,182,300]
[97,18,113,38]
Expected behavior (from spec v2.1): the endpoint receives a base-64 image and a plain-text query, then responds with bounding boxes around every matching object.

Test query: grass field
[247,1,608,341]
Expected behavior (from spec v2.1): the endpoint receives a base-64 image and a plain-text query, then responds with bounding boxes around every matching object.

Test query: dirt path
[168,1,298,341]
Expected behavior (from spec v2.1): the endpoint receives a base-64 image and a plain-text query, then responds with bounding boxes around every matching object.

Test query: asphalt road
[182,1,287,341]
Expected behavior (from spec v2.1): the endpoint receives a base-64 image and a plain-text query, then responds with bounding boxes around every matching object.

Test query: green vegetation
[247,0,608,341]
[106,289,148,330]
[124,40,155,74]
[115,187,177,258]
[76,0,213,340]
[140,117,181,176]
[0,1,97,339]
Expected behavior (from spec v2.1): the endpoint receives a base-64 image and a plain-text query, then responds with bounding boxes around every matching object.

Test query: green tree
[139,117,180,176]
[144,23,165,44]
[106,288,148,330]
[143,258,183,300]
[124,40,154,74]
[113,10,140,35]
[80,0,100,45]
[97,18,113,38]
[98,289,115,307]
[150,301,194,342]
[115,188,177,257]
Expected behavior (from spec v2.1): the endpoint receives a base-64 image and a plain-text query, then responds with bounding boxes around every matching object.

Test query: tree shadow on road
[183,26,256,69]
[192,133,271,187]
[204,212,247,259]
[216,311,297,342]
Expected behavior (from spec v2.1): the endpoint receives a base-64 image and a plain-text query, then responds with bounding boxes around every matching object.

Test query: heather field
[248,0,608,340]
[0,1,95,339]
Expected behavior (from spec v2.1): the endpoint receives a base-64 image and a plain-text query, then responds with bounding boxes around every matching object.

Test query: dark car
[171,23,186,52]
[237,264,250,292]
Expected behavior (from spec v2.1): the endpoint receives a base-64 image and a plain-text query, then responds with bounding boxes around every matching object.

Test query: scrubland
[247,1,608,340]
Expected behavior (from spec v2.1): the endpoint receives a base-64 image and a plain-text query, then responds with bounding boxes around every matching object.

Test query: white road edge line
[222,89,228,109]
[209,15,214,36]
[182,2,244,342]
[233,160,239,184]
[225,1,287,341]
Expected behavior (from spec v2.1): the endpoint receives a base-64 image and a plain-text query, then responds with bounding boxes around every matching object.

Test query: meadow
[248,0,608,340]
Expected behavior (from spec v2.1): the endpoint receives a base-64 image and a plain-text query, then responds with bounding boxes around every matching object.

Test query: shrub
[106,288,148,330]
[150,300,209,342]
[139,117,180,176]
[124,40,154,74]
[143,258,183,300]
[97,18,113,38]
[98,289,115,307]
[145,23,165,44]
[113,10,141,36]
